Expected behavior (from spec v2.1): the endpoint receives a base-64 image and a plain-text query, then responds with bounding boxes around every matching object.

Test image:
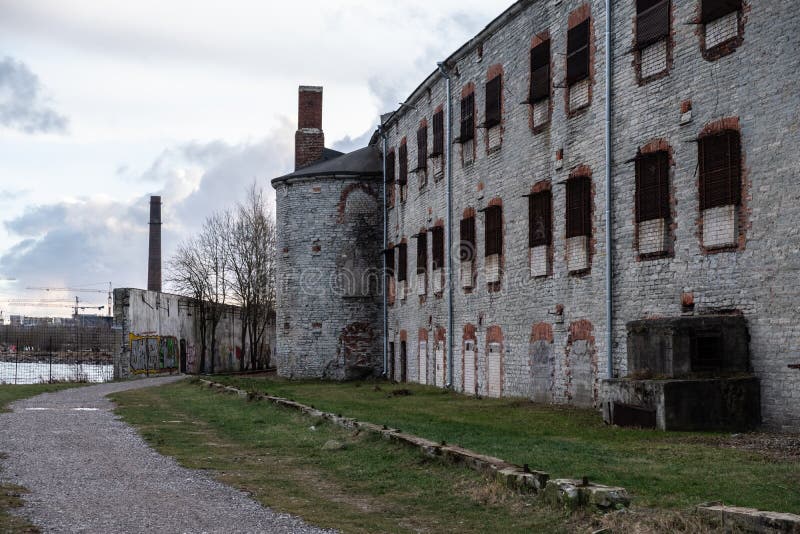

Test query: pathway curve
[0,376,333,534]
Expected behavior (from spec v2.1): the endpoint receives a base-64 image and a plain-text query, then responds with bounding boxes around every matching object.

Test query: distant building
[273,0,800,432]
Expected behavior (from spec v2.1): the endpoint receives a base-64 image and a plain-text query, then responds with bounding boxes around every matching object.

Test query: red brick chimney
[295,86,324,170]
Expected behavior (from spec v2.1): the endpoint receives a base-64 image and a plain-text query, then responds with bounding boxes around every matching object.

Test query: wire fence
[0,324,122,385]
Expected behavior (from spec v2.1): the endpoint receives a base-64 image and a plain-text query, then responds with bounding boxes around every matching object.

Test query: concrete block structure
[272,0,800,431]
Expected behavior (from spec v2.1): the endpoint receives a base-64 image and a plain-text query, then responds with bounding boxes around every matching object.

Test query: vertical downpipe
[605,0,614,379]
[381,127,389,378]
[438,62,454,389]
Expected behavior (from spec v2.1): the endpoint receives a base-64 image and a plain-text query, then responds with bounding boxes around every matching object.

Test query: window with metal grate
[416,233,427,276]
[460,217,476,262]
[460,93,475,142]
[528,190,552,247]
[398,142,408,186]
[567,19,590,86]
[386,150,395,184]
[699,131,741,210]
[701,0,741,23]
[635,151,670,222]
[485,75,502,128]
[432,110,444,156]
[385,247,395,277]
[416,125,428,170]
[397,244,407,282]
[636,0,670,49]
[431,227,444,271]
[566,176,592,238]
[529,40,551,103]
[484,206,503,257]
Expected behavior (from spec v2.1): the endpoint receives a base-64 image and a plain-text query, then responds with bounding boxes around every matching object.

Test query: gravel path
[0,376,334,534]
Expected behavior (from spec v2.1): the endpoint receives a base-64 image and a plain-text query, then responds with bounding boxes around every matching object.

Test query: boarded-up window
[417,125,428,170]
[567,20,590,85]
[398,142,408,185]
[432,227,444,271]
[484,206,503,257]
[529,40,551,103]
[485,75,502,128]
[460,93,475,142]
[636,151,670,222]
[701,0,741,23]
[460,217,476,262]
[416,233,427,276]
[397,244,407,281]
[637,0,670,49]
[566,176,592,238]
[386,150,395,185]
[528,190,552,247]
[699,130,741,210]
[432,110,444,156]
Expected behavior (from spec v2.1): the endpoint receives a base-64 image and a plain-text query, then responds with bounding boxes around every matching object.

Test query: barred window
[635,151,670,222]
[416,232,427,276]
[432,110,444,156]
[460,217,476,262]
[398,142,408,186]
[416,125,428,170]
[460,92,475,141]
[385,247,395,277]
[699,131,741,210]
[567,19,590,85]
[432,227,444,271]
[484,206,503,257]
[529,40,551,103]
[566,176,592,238]
[636,0,670,49]
[485,75,502,128]
[397,244,407,281]
[701,0,741,23]
[528,191,552,247]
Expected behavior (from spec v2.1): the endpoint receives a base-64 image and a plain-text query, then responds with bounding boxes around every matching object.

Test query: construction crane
[1,297,104,317]
[26,282,113,316]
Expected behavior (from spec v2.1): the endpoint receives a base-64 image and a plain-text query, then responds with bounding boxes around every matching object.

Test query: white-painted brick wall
[640,40,667,79]
[462,139,474,166]
[433,268,443,294]
[530,245,549,277]
[461,261,473,288]
[566,236,589,272]
[488,125,502,151]
[706,11,738,48]
[485,253,501,283]
[569,79,590,111]
[488,342,502,397]
[703,205,737,249]
[638,218,668,255]
[533,99,549,127]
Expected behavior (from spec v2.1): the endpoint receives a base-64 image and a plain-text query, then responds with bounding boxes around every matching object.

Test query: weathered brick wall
[274,176,384,380]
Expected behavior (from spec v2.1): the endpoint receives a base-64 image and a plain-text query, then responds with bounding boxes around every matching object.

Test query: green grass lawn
[112,380,722,533]
[212,375,800,514]
[1,382,83,533]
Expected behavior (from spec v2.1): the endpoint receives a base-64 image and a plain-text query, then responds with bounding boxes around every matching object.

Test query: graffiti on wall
[129,334,179,374]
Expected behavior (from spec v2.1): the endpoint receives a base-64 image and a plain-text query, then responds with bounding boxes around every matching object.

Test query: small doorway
[400,341,407,383]
[179,339,187,374]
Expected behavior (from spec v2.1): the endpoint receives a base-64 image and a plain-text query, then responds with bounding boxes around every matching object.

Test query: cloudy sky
[0,0,512,317]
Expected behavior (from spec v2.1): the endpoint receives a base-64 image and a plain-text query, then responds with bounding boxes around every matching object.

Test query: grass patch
[212,375,800,514]
[0,383,81,533]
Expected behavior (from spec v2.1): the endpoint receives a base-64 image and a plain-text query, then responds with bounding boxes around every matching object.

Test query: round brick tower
[272,86,384,380]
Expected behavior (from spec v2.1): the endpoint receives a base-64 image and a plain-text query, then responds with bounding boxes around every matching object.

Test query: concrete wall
[274,176,384,379]
[113,288,265,378]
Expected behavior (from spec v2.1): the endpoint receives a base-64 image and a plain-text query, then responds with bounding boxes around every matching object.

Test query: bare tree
[224,183,276,370]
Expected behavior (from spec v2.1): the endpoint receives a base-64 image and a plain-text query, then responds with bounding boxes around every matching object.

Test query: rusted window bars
[566,176,592,238]
[635,151,670,222]
[699,130,741,210]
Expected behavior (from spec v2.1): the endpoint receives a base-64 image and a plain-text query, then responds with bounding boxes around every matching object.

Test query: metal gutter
[604,0,614,379]
[380,127,389,378]
[437,62,454,389]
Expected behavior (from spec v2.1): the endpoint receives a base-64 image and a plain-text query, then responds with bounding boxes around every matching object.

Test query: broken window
[566,176,591,238]
[398,141,408,201]
[529,40,551,103]
[459,217,476,262]
[484,206,503,257]
[460,92,475,142]
[485,75,502,129]
[416,124,428,170]
[567,20,590,86]
[386,150,395,205]
[528,191,552,247]
[416,232,427,278]
[636,0,670,49]
[432,110,444,156]
[635,151,670,222]
[397,243,407,282]
[699,131,741,210]
[431,227,444,272]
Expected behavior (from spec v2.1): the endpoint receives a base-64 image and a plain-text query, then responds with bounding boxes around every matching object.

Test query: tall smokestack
[295,86,324,170]
[147,196,162,292]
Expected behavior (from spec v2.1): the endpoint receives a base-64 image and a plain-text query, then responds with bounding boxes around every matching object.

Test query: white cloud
[0,56,68,134]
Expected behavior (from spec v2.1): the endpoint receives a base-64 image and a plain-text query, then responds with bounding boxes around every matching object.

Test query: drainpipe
[604,0,614,379]
[437,61,454,389]
[380,126,389,378]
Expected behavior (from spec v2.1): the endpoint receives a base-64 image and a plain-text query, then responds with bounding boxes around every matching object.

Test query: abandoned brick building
[273,0,800,431]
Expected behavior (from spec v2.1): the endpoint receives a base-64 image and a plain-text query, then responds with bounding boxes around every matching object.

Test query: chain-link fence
[0,324,122,384]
